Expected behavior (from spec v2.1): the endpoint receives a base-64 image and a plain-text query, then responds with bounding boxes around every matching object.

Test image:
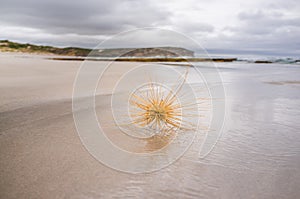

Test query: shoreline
[49,57,238,62]
[2,51,299,64]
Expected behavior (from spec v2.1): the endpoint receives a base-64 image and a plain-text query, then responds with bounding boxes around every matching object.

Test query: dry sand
[1,53,300,198]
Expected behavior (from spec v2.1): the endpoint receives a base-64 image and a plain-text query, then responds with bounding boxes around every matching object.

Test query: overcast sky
[0,0,299,56]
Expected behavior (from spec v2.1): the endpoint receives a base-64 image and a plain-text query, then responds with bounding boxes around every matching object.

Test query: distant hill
[92,47,194,57]
[0,40,194,57]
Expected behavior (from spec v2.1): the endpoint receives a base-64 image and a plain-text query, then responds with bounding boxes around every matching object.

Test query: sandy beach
[1,53,300,198]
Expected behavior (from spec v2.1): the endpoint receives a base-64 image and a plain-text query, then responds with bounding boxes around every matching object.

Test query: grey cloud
[0,0,299,56]
[177,21,214,33]
[219,9,300,52]
[236,10,300,35]
[0,0,171,35]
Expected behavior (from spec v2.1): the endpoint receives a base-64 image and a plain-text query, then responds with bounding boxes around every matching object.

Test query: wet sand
[1,53,300,198]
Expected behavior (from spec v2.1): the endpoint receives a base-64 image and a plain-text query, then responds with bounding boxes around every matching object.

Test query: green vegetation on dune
[0,40,91,56]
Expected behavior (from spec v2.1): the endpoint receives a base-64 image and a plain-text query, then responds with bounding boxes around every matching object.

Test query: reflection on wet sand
[142,131,177,152]
[264,81,300,85]
[96,99,177,153]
